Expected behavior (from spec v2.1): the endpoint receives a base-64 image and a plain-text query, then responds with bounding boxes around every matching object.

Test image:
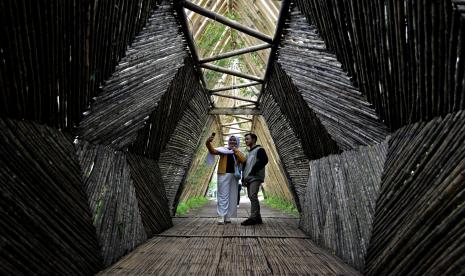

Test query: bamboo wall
[264,64,341,160]
[0,1,201,273]
[130,58,204,160]
[0,0,160,129]
[366,110,465,275]
[77,4,186,149]
[260,92,310,210]
[287,1,465,273]
[157,77,211,215]
[0,119,103,275]
[295,0,465,131]
[253,116,295,204]
[279,9,389,150]
[75,140,171,266]
[299,142,388,270]
[179,116,222,203]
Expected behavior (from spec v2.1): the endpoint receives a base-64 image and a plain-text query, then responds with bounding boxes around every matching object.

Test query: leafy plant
[176,196,210,216]
[262,196,299,217]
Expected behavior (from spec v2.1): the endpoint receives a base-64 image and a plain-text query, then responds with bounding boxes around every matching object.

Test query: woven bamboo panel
[179,116,222,203]
[130,58,203,160]
[366,110,465,275]
[0,118,102,275]
[263,63,341,160]
[259,92,310,209]
[253,116,296,204]
[300,142,388,270]
[0,0,160,129]
[77,4,186,149]
[157,75,211,215]
[126,153,173,236]
[279,8,389,150]
[75,140,148,266]
[295,0,465,130]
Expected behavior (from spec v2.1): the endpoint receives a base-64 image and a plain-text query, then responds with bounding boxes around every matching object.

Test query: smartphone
[211,132,216,137]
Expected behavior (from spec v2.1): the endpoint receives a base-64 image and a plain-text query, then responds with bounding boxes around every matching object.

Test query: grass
[176,196,210,216]
[262,196,299,217]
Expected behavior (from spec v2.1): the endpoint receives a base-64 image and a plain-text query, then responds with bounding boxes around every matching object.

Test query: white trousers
[217,173,238,219]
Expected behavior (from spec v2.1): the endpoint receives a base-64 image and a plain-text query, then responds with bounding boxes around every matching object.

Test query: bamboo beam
[209,108,261,115]
[257,0,291,103]
[211,93,257,103]
[201,63,264,82]
[235,103,257,108]
[208,82,261,93]
[174,1,209,92]
[182,0,273,43]
[221,120,250,127]
[232,115,253,121]
[222,126,250,132]
[199,43,271,64]
[222,132,246,136]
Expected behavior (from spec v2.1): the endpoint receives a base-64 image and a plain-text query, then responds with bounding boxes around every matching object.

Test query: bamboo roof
[184,0,282,144]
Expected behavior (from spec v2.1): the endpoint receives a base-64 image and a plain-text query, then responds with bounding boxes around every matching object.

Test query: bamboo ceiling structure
[180,0,285,145]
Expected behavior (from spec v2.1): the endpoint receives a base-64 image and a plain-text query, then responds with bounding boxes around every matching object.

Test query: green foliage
[176,196,210,216]
[262,196,299,217]
[198,22,226,50]
[250,51,266,70]
[226,11,240,21]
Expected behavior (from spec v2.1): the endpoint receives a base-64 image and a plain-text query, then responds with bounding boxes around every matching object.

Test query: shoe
[217,216,225,225]
[241,217,263,226]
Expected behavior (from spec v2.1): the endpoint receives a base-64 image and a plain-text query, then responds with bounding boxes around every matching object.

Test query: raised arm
[206,137,219,155]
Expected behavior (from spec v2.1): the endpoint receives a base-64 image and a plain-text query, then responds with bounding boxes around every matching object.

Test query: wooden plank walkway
[100,200,360,275]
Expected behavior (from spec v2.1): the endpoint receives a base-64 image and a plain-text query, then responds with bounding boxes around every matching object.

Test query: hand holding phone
[207,132,215,143]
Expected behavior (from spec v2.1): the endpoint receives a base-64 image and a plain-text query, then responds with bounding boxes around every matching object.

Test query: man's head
[227,135,238,149]
[244,133,257,148]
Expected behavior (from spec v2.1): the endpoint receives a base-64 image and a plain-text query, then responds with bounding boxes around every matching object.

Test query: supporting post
[199,43,272,64]
[182,0,273,44]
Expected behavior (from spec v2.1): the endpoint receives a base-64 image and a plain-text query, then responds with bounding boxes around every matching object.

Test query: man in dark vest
[241,133,269,226]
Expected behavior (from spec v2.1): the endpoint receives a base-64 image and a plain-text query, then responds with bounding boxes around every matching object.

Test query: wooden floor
[100,200,360,275]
